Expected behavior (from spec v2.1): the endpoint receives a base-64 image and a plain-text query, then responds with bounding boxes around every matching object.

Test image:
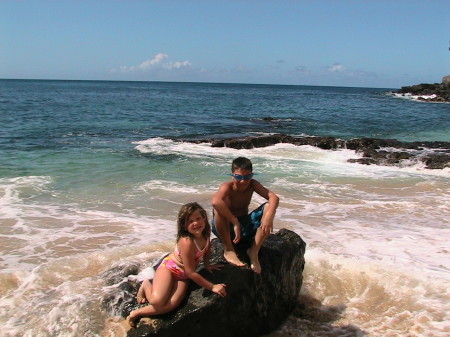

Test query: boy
[211,157,279,274]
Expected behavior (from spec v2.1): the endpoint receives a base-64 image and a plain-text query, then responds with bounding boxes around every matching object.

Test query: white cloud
[116,53,191,73]
[163,60,191,70]
[138,53,168,70]
[329,63,345,72]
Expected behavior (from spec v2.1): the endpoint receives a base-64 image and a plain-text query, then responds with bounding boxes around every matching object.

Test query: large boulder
[102,229,306,337]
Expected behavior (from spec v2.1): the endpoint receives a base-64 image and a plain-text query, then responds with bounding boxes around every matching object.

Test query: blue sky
[1,0,449,88]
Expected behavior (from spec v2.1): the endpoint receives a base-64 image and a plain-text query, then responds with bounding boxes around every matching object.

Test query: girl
[127,202,227,327]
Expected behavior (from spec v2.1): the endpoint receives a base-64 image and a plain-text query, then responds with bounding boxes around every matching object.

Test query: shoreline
[389,75,450,103]
[181,134,450,170]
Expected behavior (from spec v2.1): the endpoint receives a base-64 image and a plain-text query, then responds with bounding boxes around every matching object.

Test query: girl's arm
[178,238,226,296]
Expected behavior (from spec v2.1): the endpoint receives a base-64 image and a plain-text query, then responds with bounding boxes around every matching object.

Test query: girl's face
[185,209,205,237]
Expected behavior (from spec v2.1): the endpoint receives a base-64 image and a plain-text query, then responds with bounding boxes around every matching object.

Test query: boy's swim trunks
[212,203,266,242]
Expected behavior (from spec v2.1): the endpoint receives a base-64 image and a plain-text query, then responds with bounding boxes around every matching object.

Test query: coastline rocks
[188,134,450,169]
[102,229,306,337]
[392,75,450,102]
[207,134,344,150]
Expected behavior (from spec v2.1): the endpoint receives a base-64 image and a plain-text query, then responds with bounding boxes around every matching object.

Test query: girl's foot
[136,280,149,304]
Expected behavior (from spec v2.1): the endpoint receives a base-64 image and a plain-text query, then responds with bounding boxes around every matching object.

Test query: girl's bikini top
[175,237,210,263]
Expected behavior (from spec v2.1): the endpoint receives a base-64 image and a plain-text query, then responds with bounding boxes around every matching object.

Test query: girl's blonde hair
[176,202,211,241]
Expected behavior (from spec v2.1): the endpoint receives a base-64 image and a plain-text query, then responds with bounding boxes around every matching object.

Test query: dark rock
[422,153,450,169]
[347,158,377,165]
[101,262,142,286]
[392,76,450,102]
[102,229,306,337]
[185,134,450,170]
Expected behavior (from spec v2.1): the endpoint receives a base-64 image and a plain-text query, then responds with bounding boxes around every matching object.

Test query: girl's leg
[127,267,189,326]
[136,279,152,304]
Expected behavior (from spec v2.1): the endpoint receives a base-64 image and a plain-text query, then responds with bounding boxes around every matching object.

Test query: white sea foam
[277,190,450,281]
[133,137,234,159]
[0,247,170,337]
[296,248,450,337]
[134,138,450,177]
[390,92,445,103]
[0,175,177,272]
[1,138,449,337]
[139,179,203,194]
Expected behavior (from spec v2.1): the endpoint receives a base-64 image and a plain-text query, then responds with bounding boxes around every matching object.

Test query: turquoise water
[0,79,449,337]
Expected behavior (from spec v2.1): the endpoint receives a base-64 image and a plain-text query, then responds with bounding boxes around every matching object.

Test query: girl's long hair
[176,202,211,242]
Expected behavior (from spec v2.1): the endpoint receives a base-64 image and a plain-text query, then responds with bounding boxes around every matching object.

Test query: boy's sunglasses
[230,173,254,181]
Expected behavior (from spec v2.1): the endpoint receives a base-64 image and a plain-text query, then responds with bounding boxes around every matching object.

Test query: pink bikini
[158,237,210,280]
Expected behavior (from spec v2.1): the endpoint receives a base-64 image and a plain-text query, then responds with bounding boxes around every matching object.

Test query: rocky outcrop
[187,134,450,170]
[392,75,450,102]
[102,229,306,337]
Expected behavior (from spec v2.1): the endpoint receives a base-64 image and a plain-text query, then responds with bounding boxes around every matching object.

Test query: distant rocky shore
[390,75,450,102]
[185,134,450,169]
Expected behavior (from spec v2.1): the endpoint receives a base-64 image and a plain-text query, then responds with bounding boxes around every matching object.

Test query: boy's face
[231,168,253,190]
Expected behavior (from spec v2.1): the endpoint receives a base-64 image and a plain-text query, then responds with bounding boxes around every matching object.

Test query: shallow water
[0,80,449,336]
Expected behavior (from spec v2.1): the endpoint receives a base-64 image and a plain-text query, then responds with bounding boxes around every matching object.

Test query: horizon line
[0,77,398,90]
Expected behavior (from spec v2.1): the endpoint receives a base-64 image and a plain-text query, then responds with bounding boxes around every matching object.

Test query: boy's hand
[260,220,273,235]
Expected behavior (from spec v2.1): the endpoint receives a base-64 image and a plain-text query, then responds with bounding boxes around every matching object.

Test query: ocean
[0,79,448,337]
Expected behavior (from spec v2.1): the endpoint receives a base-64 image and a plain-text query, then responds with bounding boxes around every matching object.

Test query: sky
[1,0,449,88]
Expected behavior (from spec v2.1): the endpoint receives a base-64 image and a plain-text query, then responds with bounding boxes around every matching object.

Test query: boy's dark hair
[232,157,253,172]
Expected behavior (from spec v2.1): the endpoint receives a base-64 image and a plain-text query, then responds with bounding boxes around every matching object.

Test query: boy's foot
[247,248,261,274]
[224,250,246,267]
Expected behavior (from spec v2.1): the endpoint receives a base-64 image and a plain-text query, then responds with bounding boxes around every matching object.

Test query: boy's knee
[213,215,229,230]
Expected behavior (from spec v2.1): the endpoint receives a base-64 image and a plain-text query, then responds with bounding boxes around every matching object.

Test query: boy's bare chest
[228,188,253,208]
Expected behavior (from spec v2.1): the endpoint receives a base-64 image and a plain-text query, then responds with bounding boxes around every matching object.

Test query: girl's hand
[205,264,224,273]
[212,283,227,297]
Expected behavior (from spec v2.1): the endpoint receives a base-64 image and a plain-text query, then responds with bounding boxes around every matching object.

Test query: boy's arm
[252,180,279,234]
[211,183,240,227]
